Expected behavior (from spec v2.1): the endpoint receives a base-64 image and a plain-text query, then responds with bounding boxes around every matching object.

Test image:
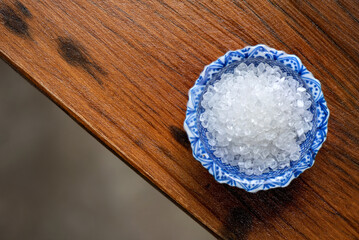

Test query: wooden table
[1,0,358,239]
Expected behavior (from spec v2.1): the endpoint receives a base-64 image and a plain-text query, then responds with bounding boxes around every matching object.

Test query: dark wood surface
[1,0,358,239]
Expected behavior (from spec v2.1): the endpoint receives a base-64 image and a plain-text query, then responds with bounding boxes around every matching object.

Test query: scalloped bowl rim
[184,44,329,192]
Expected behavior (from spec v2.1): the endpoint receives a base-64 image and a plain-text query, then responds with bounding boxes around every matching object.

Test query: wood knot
[0,2,30,37]
[169,126,191,149]
[57,37,107,85]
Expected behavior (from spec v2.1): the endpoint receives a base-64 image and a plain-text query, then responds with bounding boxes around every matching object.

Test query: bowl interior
[196,58,317,180]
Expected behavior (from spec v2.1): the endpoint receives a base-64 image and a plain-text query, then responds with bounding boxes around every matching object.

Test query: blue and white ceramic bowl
[184,44,329,192]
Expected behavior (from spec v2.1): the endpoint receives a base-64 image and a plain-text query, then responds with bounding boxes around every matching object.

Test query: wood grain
[1,0,358,239]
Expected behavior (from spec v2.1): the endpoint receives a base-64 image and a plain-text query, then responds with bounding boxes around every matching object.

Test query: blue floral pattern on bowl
[184,44,329,192]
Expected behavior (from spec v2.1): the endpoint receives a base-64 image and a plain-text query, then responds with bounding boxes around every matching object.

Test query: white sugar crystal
[297,87,306,92]
[297,100,304,108]
[200,62,314,175]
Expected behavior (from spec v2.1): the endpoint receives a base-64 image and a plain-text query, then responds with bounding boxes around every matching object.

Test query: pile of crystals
[200,62,314,175]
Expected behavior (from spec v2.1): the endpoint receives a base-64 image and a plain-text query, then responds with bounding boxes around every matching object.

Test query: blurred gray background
[0,59,213,240]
